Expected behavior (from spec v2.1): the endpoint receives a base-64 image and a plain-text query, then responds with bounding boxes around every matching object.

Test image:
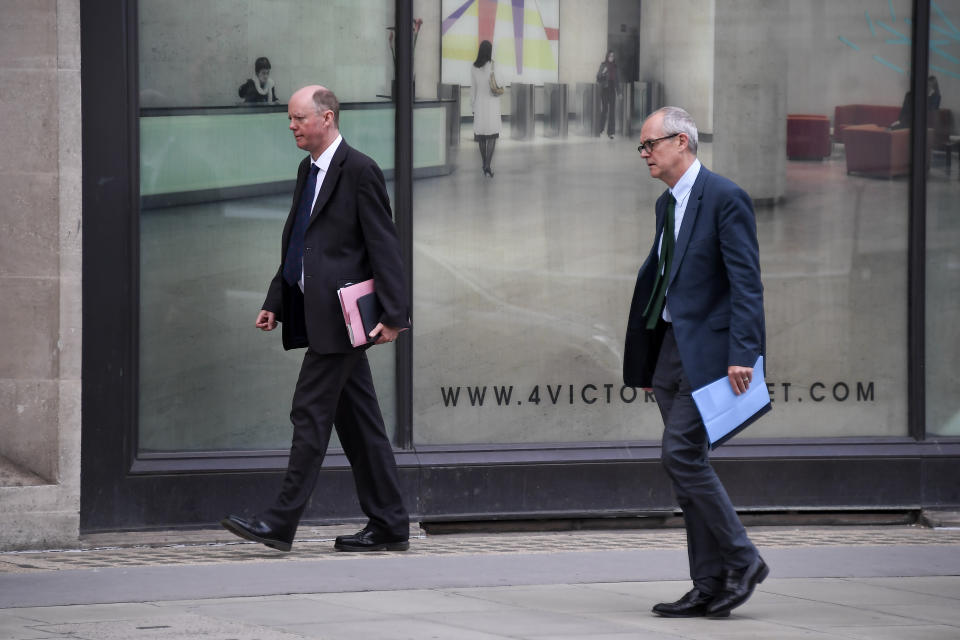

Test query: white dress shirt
[298,134,343,291]
[657,158,702,322]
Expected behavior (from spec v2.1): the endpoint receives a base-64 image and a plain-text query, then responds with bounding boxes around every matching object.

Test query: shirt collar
[670,158,702,204]
[312,134,343,173]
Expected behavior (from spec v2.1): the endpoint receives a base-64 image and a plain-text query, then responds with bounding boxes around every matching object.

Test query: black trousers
[652,325,757,595]
[260,348,409,542]
[598,88,616,135]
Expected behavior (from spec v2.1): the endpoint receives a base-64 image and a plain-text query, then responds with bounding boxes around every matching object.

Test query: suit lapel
[307,141,348,226]
[668,166,709,285]
[282,157,312,244]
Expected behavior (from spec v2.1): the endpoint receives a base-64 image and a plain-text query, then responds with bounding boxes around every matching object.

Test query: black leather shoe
[652,588,728,618]
[334,527,409,552]
[220,515,292,552]
[706,555,769,617]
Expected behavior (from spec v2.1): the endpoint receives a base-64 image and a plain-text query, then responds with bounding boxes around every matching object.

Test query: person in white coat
[470,40,503,177]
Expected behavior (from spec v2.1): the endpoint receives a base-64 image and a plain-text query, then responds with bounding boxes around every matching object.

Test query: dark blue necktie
[643,194,676,329]
[283,164,320,287]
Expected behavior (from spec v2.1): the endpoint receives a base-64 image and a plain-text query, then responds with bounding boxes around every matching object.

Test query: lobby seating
[787,114,831,159]
[843,124,910,177]
[930,108,956,156]
[833,104,900,143]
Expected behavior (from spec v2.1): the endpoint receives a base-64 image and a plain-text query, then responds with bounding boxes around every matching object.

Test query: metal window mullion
[907,0,930,441]
[394,0,414,449]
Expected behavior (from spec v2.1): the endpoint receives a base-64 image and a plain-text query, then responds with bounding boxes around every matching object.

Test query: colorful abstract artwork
[441,0,560,85]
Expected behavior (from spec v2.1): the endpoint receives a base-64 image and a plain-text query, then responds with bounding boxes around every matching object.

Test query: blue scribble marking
[932,45,960,65]
[844,1,957,79]
[872,55,904,73]
[931,63,960,80]
[932,1,960,37]
[931,23,960,42]
[838,36,860,51]
[877,20,908,39]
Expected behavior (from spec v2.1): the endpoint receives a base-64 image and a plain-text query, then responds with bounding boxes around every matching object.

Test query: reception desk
[140,100,453,208]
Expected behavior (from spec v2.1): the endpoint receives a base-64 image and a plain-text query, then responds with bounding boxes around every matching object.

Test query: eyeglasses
[637,133,680,154]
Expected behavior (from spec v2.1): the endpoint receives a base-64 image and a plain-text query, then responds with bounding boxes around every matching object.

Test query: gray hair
[312,87,340,127]
[655,106,698,154]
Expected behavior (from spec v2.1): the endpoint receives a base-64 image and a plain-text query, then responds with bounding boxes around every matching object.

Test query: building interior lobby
[135,0,960,458]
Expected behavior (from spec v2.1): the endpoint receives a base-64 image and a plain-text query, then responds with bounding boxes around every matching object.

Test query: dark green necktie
[643,194,676,329]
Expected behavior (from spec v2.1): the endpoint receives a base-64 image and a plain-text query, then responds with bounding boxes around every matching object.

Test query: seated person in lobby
[238,56,279,103]
[890,75,940,129]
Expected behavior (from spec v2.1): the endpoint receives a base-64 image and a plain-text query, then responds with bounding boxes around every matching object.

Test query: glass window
[412,0,911,445]
[926,2,960,437]
[137,0,398,453]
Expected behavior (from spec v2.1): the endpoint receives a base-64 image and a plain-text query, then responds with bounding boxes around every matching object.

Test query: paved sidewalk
[1,524,959,639]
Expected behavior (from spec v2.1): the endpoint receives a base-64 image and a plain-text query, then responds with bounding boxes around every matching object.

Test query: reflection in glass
[137,0,397,452]
[412,0,911,445]
[925,6,960,437]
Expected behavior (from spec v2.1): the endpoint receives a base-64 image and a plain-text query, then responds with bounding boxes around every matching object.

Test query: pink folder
[337,279,376,347]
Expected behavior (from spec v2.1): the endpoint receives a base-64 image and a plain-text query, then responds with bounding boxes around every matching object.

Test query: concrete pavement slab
[280,617,516,639]
[303,588,512,614]
[4,543,960,609]
[0,525,958,639]
[173,595,389,626]
[834,624,960,640]
[856,575,960,598]
[30,613,311,639]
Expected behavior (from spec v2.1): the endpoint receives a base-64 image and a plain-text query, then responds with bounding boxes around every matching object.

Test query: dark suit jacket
[263,140,410,353]
[624,165,765,390]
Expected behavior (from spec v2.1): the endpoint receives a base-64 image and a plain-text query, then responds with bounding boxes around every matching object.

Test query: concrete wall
[139,0,395,107]
[0,0,82,550]
[559,0,609,88]
[639,0,716,133]
[713,0,788,201]
[785,0,915,116]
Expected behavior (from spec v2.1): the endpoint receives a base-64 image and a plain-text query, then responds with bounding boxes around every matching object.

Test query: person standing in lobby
[623,106,769,618]
[221,85,411,553]
[595,50,618,138]
[470,39,503,177]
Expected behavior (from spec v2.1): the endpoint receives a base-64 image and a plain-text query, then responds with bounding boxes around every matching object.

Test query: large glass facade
[926,3,960,437]
[412,0,915,444]
[137,0,397,452]
[133,0,956,452]
[77,0,960,532]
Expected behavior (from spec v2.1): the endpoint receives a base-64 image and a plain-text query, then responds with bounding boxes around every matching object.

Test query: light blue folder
[692,356,771,449]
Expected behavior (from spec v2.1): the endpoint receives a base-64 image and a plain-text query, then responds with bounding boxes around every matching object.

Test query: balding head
[288,85,340,159]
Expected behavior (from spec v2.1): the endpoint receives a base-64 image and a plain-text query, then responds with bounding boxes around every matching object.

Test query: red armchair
[833,104,901,143]
[843,124,910,177]
[787,114,831,159]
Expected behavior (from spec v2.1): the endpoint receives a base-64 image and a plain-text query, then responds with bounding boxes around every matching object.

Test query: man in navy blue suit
[624,106,768,618]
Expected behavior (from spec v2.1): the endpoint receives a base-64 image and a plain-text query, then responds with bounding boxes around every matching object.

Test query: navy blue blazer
[263,141,410,353]
[624,166,765,390]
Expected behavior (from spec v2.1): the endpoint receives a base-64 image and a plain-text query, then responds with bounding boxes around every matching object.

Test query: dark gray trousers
[652,325,758,595]
[261,349,409,542]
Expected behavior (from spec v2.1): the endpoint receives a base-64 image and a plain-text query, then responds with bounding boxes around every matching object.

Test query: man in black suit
[624,107,769,617]
[221,85,411,553]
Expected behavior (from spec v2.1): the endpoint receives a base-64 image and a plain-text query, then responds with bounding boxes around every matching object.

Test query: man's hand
[255,310,277,331]
[368,322,406,345]
[728,365,753,396]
